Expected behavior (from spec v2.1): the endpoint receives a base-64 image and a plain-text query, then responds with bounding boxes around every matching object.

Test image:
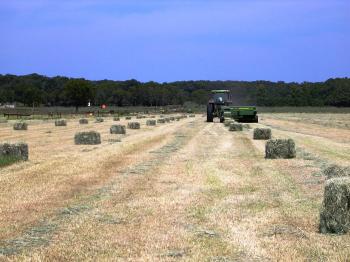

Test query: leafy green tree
[64,79,92,112]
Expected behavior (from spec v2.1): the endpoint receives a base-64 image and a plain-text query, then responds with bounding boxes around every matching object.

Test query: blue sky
[0,0,349,82]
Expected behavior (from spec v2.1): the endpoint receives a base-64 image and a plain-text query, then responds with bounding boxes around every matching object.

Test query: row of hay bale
[0,142,29,161]
[224,121,295,159]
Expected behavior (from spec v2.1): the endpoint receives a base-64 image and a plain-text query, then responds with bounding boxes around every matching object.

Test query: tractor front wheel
[207,104,214,122]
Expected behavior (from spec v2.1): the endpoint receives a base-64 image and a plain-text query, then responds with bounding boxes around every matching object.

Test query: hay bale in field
[125,116,132,120]
[146,120,156,126]
[253,128,272,140]
[265,139,296,159]
[110,125,126,134]
[55,119,67,126]
[229,123,243,131]
[79,118,89,124]
[189,114,196,118]
[74,131,101,145]
[150,116,156,118]
[13,122,28,130]
[113,117,120,121]
[157,119,166,124]
[224,120,234,127]
[127,122,140,129]
[0,142,28,161]
[323,165,350,179]
[319,177,350,234]
[95,117,104,123]
[169,117,175,121]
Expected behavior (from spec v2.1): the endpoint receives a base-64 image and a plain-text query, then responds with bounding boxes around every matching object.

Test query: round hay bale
[74,131,101,145]
[95,117,104,123]
[125,116,132,120]
[146,120,156,126]
[113,117,120,121]
[253,128,272,140]
[13,122,28,130]
[55,119,67,126]
[157,119,166,124]
[110,125,126,134]
[319,177,350,234]
[229,123,243,131]
[0,142,28,161]
[323,165,350,179]
[265,139,296,159]
[79,118,89,124]
[127,122,140,129]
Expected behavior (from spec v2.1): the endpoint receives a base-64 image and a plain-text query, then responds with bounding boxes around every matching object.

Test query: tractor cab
[207,90,231,122]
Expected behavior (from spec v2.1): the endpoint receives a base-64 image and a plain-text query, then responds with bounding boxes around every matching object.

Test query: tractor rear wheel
[220,117,224,123]
[207,104,214,122]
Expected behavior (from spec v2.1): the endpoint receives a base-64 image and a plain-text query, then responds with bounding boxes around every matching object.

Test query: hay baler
[207,90,258,123]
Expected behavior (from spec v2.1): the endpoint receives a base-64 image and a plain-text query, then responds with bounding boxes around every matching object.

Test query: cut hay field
[0,113,349,261]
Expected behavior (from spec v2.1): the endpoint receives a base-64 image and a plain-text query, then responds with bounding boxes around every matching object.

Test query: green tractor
[207,90,258,123]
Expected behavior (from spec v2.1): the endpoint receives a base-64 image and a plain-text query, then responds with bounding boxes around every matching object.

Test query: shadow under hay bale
[157,119,166,124]
[79,118,89,124]
[127,122,140,129]
[0,142,29,161]
[95,117,104,123]
[13,122,28,130]
[229,123,243,131]
[319,177,350,234]
[146,120,156,126]
[110,125,126,134]
[254,128,272,140]
[113,117,120,121]
[265,139,296,159]
[323,165,350,179]
[74,131,101,145]
[55,119,67,126]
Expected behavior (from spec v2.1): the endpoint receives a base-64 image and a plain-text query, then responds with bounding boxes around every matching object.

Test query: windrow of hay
[74,131,101,145]
[265,139,296,159]
[229,123,243,131]
[127,122,140,129]
[323,165,350,179]
[55,119,67,126]
[319,177,350,234]
[110,125,126,134]
[146,120,156,126]
[13,122,28,130]
[0,142,29,161]
[79,119,89,124]
[253,128,272,140]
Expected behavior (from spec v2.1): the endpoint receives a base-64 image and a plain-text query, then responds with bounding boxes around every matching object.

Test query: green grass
[0,155,21,168]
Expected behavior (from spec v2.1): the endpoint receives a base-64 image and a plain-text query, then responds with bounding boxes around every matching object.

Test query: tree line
[0,73,349,108]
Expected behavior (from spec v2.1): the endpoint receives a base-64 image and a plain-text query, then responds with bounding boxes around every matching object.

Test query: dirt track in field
[0,113,349,261]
